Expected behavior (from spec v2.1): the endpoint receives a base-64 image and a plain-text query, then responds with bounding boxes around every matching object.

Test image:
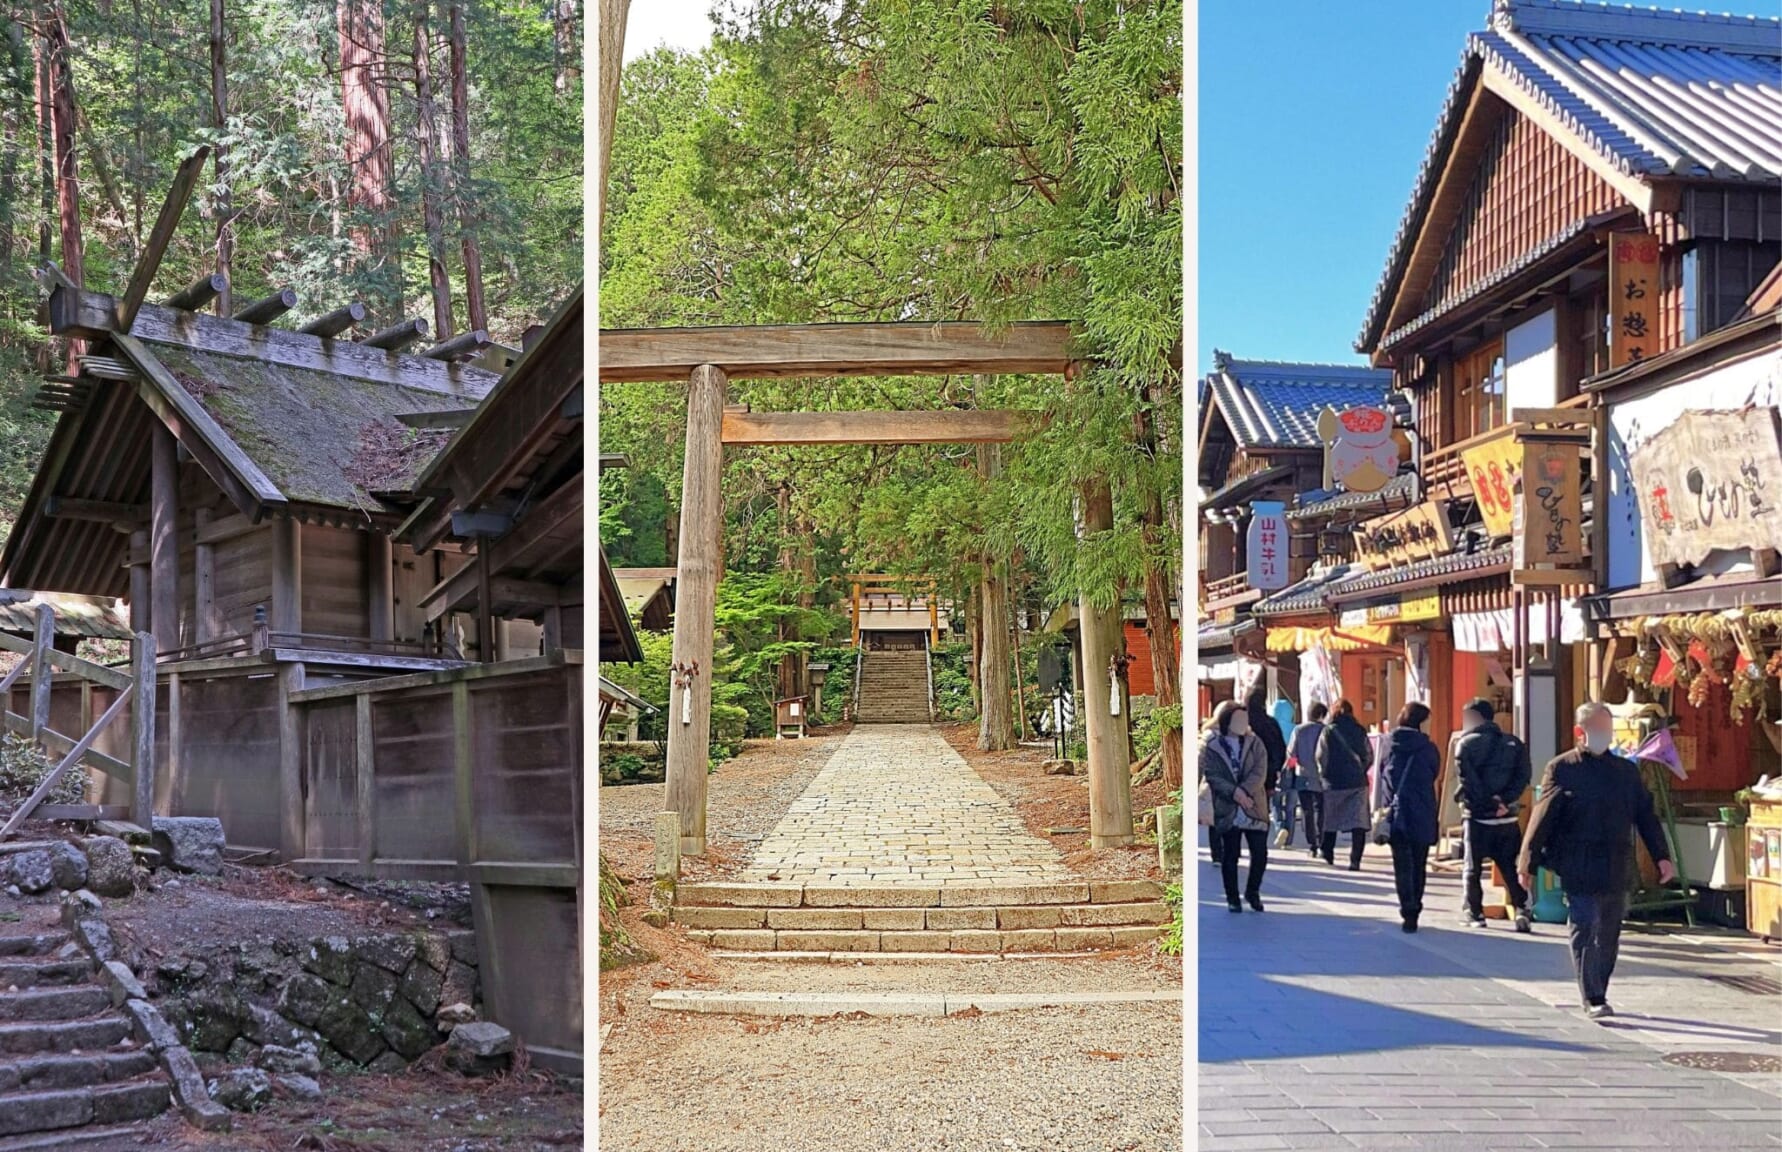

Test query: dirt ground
[95,1068,581,1151]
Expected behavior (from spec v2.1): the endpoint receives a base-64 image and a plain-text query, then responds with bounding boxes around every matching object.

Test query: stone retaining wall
[138,930,481,1074]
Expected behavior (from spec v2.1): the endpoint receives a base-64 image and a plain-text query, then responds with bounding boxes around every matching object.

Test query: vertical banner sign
[1461,431,1520,539]
[1246,500,1289,591]
[1516,440,1584,567]
[1609,232,1660,368]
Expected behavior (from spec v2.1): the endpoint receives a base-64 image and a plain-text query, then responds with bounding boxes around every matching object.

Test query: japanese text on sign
[1461,430,1521,539]
[1609,232,1660,368]
[1246,500,1289,592]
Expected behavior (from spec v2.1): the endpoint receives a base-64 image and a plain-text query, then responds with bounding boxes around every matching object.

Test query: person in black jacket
[1245,687,1289,847]
[1316,699,1372,870]
[1381,703,1440,933]
[1453,698,1532,931]
[1518,702,1676,1021]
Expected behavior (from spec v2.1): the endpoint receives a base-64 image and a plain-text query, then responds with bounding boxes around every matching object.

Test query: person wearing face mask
[1518,701,1676,1021]
[1453,697,1533,931]
[1200,700,1271,912]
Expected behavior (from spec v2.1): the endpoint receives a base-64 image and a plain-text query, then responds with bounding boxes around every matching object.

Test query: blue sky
[1198,1,1489,372]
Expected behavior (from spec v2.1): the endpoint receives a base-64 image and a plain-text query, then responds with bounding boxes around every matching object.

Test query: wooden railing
[0,603,154,835]
[1203,573,1250,605]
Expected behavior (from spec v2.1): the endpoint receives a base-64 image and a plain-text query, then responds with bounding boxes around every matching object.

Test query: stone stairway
[674,879,1169,954]
[0,924,171,1147]
[855,650,931,723]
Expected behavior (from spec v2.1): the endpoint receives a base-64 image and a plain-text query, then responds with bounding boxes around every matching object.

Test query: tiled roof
[1203,353,1394,451]
[1253,565,1364,618]
[1289,472,1422,521]
[1358,0,1782,352]
[1324,544,1514,603]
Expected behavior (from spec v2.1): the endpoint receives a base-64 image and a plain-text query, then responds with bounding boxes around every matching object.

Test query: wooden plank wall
[468,673,576,862]
[302,699,359,860]
[1423,108,1623,316]
[368,689,457,862]
[300,524,371,640]
[168,674,283,850]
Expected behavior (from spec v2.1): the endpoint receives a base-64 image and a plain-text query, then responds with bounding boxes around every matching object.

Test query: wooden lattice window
[1455,339,1506,441]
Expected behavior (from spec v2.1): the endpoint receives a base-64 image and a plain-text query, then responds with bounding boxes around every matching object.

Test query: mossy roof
[149,342,496,511]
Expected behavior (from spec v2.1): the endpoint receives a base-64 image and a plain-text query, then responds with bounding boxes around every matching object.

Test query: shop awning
[1325,543,1512,604]
[1266,624,1395,653]
[1588,572,1782,621]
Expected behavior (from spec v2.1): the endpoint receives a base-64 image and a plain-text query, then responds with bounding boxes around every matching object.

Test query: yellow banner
[1462,431,1520,539]
[1399,590,1441,623]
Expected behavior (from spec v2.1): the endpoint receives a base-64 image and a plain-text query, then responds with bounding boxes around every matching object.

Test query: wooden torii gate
[599,321,1136,855]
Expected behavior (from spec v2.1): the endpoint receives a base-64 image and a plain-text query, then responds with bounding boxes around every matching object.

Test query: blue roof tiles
[1204,353,1395,451]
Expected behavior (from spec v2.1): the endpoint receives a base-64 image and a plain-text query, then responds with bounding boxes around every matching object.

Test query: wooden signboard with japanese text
[1515,439,1584,568]
[1609,232,1660,368]
[1627,408,1782,571]
[1353,500,1452,572]
[1462,430,1520,539]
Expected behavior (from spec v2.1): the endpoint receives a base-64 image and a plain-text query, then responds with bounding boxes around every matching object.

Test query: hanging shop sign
[1318,405,1401,494]
[1365,599,1399,624]
[1461,429,1521,539]
[1399,590,1441,622]
[1608,232,1660,368]
[1353,500,1453,572]
[1338,607,1370,629]
[1513,439,1584,569]
[1627,407,1782,571]
[1246,500,1290,591]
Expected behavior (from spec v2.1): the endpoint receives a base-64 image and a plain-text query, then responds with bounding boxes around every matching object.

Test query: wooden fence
[285,652,583,1073]
[0,604,153,835]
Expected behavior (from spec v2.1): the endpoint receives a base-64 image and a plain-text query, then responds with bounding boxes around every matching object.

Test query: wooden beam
[29,605,52,744]
[298,302,367,338]
[422,329,489,361]
[131,634,156,826]
[48,288,495,400]
[163,273,227,312]
[193,508,218,644]
[44,496,143,527]
[599,321,1076,383]
[231,288,299,325]
[362,318,429,351]
[664,364,726,855]
[114,147,210,332]
[719,409,1037,445]
[276,661,305,862]
[395,409,475,430]
[271,517,301,633]
[150,425,179,653]
[111,333,286,519]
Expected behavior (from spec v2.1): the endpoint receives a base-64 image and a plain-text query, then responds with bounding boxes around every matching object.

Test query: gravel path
[598,1002,1182,1152]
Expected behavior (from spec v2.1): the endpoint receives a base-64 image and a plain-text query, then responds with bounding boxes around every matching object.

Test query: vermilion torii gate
[599,321,1136,855]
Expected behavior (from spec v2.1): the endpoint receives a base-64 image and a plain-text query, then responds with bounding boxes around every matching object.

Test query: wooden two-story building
[1337,0,1781,776]
[1195,352,1393,712]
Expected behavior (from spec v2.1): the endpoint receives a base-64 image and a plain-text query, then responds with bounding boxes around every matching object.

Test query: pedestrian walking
[1453,698,1533,931]
[1380,702,1440,933]
[1287,702,1327,856]
[1245,687,1290,848]
[1201,700,1271,913]
[1316,699,1371,870]
[1519,702,1675,1020]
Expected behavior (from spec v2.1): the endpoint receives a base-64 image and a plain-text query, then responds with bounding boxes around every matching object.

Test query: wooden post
[128,530,149,634]
[150,425,179,655]
[131,633,156,828]
[542,605,564,653]
[928,592,939,646]
[276,661,306,861]
[193,507,217,646]
[851,581,861,647]
[271,518,301,635]
[29,604,52,745]
[1078,480,1134,849]
[474,541,495,662]
[663,363,726,855]
[356,692,375,870]
[165,670,181,810]
[368,533,394,645]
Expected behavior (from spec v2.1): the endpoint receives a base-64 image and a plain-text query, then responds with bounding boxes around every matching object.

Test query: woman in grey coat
[1316,698,1373,871]
[1201,700,1271,912]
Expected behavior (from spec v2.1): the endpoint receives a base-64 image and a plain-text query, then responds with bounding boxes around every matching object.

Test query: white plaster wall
[1604,346,1782,589]
[1505,307,1559,412]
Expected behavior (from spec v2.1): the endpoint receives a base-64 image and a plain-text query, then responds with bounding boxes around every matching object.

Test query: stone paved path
[1198,831,1782,1150]
[738,723,1074,886]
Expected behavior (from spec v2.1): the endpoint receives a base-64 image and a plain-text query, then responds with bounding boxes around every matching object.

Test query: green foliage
[0,732,85,808]
[1158,881,1183,957]
[930,640,977,722]
[599,0,1182,641]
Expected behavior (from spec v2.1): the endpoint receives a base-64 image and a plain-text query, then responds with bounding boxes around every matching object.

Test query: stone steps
[0,928,172,1142]
[0,960,93,989]
[0,1079,171,1139]
[674,880,1168,953]
[0,1123,161,1152]
[856,652,931,723]
[0,988,110,1024]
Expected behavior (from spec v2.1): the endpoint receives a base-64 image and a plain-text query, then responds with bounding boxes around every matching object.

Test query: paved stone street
[1198,832,1782,1150]
[738,723,1075,885]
